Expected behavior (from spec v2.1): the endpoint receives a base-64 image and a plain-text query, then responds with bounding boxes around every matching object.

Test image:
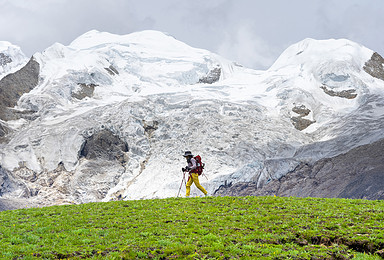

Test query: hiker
[183,151,208,197]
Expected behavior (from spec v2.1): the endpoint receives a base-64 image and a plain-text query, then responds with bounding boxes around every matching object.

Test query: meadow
[0,196,383,259]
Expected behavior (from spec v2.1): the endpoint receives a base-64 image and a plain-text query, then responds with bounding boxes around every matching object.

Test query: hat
[183,151,193,157]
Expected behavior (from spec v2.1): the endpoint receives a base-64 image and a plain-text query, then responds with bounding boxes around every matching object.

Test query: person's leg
[186,175,193,197]
[191,173,207,195]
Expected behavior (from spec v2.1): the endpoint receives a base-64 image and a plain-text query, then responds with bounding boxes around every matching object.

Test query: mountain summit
[0,41,28,78]
[1,31,384,208]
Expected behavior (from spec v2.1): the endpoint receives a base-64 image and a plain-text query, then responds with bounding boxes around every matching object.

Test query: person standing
[183,151,208,197]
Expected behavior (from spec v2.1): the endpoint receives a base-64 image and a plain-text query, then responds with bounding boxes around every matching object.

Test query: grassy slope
[0,196,383,259]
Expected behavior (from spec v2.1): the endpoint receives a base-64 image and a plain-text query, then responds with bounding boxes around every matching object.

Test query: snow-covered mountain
[1,30,384,208]
[0,41,28,79]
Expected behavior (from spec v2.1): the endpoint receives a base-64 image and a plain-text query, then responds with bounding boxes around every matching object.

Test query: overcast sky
[1,0,384,69]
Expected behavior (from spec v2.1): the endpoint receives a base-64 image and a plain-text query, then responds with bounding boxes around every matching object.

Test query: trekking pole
[176,171,186,197]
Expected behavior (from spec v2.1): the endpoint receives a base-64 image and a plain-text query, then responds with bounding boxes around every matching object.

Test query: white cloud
[0,0,384,65]
[0,0,145,56]
[315,0,384,55]
[217,24,279,69]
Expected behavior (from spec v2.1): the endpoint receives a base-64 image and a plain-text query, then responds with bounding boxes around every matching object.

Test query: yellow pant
[186,173,207,196]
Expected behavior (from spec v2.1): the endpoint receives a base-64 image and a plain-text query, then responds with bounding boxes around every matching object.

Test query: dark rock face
[292,105,310,117]
[214,181,254,197]
[0,57,40,121]
[215,138,384,200]
[0,166,30,211]
[363,52,384,81]
[339,171,384,199]
[0,166,20,198]
[291,104,315,131]
[291,117,315,131]
[79,129,129,164]
[0,121,9,138]
[0,166,8,196]
[143,120,158,137]
[104,65,119,76]
[72,83,97,100]
[0,53,12,66]
[320,85,357,99]
[198,67,221,84]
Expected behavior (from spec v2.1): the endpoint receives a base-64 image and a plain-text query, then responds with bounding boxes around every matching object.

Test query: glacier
[1,30,384,208]
[0,41,28,79]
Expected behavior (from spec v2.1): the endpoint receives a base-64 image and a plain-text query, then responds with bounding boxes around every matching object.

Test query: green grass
[1,196,384,259]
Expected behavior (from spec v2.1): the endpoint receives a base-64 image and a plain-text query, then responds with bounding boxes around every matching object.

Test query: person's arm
[188,158,197,171]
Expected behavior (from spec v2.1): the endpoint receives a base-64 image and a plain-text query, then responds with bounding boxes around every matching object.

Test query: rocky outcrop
[0,53,12,66]
[0,121,9,138]
[0,128,130,209]
[104,65,119,76]
[363,52,384,81]
[0,121,11,144]
[79,129,129,165]
[0,57,40,121]
[0,166,9,196]
[0,165,40,211]
[214,181,256,197]
[198,66,221,84]
[55,128,131,203]
[320,85,357,99]
[72,83,97,100]
[143,120,158,138]
[0,166,26,199]
[215,138,384,200]
[292,104,310,116]
[291,104,315,131]
[291,117,315,131]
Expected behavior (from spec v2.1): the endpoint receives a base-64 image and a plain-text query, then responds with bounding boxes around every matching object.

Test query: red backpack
[192,155,205,175]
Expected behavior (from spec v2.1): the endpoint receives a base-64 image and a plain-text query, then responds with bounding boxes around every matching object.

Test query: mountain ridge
[0,30,384,208]
[214,136,384,199]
